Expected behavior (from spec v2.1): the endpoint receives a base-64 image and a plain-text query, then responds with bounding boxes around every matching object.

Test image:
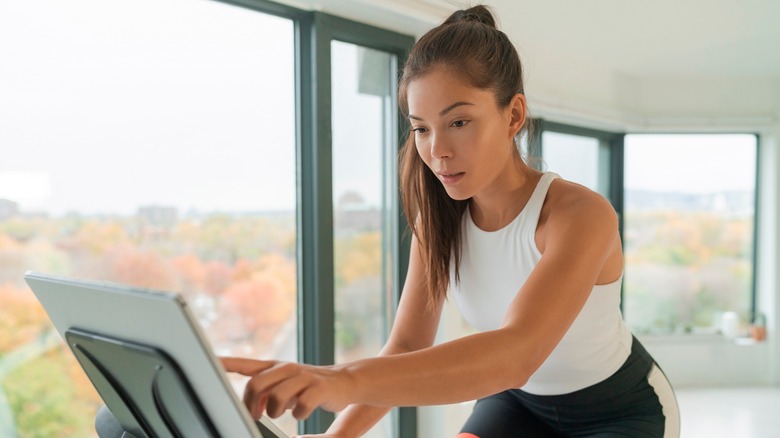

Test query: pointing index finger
[220,357,276,376]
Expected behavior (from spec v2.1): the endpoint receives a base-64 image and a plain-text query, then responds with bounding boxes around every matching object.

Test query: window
[0,0,298,435]
[623,134,758,334]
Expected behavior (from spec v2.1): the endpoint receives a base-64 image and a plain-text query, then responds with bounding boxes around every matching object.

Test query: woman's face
[406,68,525,201]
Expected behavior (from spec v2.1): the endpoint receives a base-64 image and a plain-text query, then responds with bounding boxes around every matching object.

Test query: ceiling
[498,0,780,78]
[284,0,780,76]
[276,0,780,129]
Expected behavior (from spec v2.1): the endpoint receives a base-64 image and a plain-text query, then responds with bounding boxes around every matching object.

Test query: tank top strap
[517,172,560,231]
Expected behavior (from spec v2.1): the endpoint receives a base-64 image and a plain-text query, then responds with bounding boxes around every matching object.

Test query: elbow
[509,374,530,389]
[381,338,427,356]
[484,367,530,395]
[502,368,531,391]
[497,334,545,390]
[491,354,535,392]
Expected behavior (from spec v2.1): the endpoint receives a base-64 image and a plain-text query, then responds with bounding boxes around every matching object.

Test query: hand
[221,357,355,421]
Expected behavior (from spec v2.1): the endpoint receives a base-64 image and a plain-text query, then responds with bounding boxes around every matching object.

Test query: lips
[437,171,465,185]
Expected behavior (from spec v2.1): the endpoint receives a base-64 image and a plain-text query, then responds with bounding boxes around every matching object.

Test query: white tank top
[450,172,632,395]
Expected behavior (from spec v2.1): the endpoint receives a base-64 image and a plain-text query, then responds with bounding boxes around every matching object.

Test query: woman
[223,6,680,437]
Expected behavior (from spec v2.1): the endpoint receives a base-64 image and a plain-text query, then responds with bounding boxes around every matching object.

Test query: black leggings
[459,337,680,438]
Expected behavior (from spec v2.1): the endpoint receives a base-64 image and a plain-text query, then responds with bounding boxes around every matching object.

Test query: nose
[430,133,453,160]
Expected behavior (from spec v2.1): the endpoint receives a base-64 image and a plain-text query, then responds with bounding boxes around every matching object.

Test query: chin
[443,187,472,201]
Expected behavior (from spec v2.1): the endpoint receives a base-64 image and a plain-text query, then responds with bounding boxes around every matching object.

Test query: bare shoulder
[536,176,623,281]
[542,177,618,233]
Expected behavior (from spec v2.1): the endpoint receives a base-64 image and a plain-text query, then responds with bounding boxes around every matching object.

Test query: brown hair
[398,5,528,307]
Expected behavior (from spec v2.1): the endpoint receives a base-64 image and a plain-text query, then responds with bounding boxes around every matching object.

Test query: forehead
[406,68,496,115]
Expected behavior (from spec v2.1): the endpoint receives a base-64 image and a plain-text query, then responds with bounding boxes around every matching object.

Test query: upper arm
[500,186,621,375]
[382,234,444,355]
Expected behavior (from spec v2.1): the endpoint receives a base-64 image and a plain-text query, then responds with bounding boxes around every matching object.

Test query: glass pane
[331,40,394,437]
[542,131,610,199]
[0,0,298,435]
[623,134,757,335]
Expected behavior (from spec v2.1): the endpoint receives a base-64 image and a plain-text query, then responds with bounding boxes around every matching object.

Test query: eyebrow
[408,101,474,121]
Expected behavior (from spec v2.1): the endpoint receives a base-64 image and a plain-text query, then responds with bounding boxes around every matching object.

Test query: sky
[0,0,300,215]
[543,132,757,195]
[623,134,757,193]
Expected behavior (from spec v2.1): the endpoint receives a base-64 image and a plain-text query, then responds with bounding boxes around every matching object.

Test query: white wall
[755,117,780,386]
[759,121,780,385]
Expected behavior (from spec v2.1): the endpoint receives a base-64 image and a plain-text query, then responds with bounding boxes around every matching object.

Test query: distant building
[0,198,19,221]
[137,205,178,228]
[625,190,754,217]
[334,192,381,235]
[335,204,381,235]
[135,205,178,241]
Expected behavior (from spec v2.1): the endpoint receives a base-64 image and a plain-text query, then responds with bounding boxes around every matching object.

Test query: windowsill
[638,333,768,346]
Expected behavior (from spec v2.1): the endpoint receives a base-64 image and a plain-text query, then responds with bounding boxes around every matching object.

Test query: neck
[469,156,540,231]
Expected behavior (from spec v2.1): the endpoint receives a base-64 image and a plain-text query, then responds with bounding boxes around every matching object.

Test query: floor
[676,386,780,438]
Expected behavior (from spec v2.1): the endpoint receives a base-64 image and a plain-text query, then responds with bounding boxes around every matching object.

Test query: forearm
[342,329,536,408]
[325,404,391,437]
[325,340,421,436]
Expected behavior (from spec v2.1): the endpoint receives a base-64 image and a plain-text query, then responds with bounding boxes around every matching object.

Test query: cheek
[415,139,432,164]
[481,128,512,157]
[465,133,508,171]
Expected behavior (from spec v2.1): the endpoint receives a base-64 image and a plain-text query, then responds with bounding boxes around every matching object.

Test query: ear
[507,93,527,138]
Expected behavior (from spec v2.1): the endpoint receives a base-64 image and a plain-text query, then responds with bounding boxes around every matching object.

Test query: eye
[412,126,428,134]
[451,120,469,128]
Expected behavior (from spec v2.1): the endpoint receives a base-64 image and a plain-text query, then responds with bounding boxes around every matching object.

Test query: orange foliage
[339,233,381,285]
[204,261,232,295]
[105,246,177,291]
[232,259,255,283]
[0,283,50,351]
[254,254,296,298]
[222,273,293,342]
[171,254,207,292]
[72,221,131,255]
[0,232,20,249]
